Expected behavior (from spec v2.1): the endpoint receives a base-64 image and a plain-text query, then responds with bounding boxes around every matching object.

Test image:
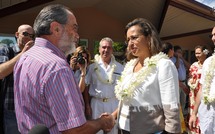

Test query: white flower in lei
[94,54,116,84]
[203,51,215,104]
[188,78,200,90]
[115,52,169,103]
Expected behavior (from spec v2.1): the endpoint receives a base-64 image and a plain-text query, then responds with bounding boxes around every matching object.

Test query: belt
[180,80,186,82]
[92,96,115,102]
[120,129,130,134]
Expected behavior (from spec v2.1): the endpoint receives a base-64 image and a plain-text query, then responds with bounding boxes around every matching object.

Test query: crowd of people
[0,3,215,134]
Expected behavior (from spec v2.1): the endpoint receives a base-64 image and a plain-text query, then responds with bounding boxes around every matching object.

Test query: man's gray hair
[99,37,114,47]
[33,4,71,37]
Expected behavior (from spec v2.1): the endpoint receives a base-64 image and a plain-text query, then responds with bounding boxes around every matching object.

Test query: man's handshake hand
[100,113,115,132]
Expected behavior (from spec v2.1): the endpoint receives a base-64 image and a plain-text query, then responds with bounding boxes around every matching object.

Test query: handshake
[99,113,115,132]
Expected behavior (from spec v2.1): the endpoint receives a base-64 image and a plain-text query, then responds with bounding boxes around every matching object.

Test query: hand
[177,52,182,58]
[70,56,77,65]
[100,113,115,132]
[70,56,77,69]
[21,40,34,53]
[189,114,197,130]
[174,53,178,58]
[179,82,190,95]
[183,86,190,95]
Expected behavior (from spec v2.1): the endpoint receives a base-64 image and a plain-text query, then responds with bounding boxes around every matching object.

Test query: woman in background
[161,42,174,58]
[187,45,209,134]
[70,46,91,92]
[70,46,92,119]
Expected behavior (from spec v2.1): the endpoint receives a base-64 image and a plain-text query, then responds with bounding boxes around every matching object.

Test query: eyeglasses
[22,32,35,39]
[125,34,143,44]
[209,33,215,38]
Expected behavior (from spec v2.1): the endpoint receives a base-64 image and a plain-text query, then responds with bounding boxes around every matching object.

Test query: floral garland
[115,52,169,103]
[94,54,116,84]
[203,51,215,104]
[187,63,202,90]
[188,79,200,90]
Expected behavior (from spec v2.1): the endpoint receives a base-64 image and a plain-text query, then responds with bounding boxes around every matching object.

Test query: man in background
[171,45,190,116]
[0,24,34,134]
[86,37,124,134]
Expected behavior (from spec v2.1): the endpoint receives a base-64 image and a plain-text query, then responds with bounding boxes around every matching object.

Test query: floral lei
[94,54,116,84]
[114,52,169,103]
[187,64,201,90]
[203,51,215,104]
[188,79,200,90]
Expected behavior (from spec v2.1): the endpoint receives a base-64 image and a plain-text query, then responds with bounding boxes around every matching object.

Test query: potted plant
[113,42,126,56]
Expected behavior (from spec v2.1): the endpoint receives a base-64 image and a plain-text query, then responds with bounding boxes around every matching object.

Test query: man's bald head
[15,24,34,50]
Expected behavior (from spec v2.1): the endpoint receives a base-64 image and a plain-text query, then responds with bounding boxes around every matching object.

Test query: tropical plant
[0,39,14,47]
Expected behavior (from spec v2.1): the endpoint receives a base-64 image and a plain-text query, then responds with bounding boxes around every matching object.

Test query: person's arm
[0,52,21,79]
[70,56,77,71]
[46,68,115,134]
[70,56,87,92]
[0,40,34,79]
[78,61,87,92]
[159,60,181,134]
[79,74,86,92]
[83,86,92,120]
[189,85,202,129]
[173,54,180,69]
[179,81,190,95]
[62,115,114,134]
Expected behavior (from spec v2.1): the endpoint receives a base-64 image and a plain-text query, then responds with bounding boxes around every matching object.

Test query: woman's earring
[148,42,151,50]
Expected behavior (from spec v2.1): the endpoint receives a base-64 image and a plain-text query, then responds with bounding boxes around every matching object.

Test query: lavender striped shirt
[14,38,86,134]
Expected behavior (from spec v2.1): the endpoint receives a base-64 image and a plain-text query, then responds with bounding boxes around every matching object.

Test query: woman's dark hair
[70,46,91,69]
[195,45,210,57]
[73,46,91,63]
[125,18,162,55]
[162,42,173,55]
[194,45,206,52]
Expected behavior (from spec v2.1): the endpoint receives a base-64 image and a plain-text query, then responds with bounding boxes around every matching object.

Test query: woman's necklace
[94,54,116,84]
[203,52,215,104]
[115,52,169,103]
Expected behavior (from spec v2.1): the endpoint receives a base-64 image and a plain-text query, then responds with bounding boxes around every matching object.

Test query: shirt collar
[34,37,67,60]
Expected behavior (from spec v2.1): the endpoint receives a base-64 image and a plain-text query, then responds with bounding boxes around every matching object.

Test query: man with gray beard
[13,4,114,134]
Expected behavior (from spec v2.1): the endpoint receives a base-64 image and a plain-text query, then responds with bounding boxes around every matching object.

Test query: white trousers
[91,97,119,134]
